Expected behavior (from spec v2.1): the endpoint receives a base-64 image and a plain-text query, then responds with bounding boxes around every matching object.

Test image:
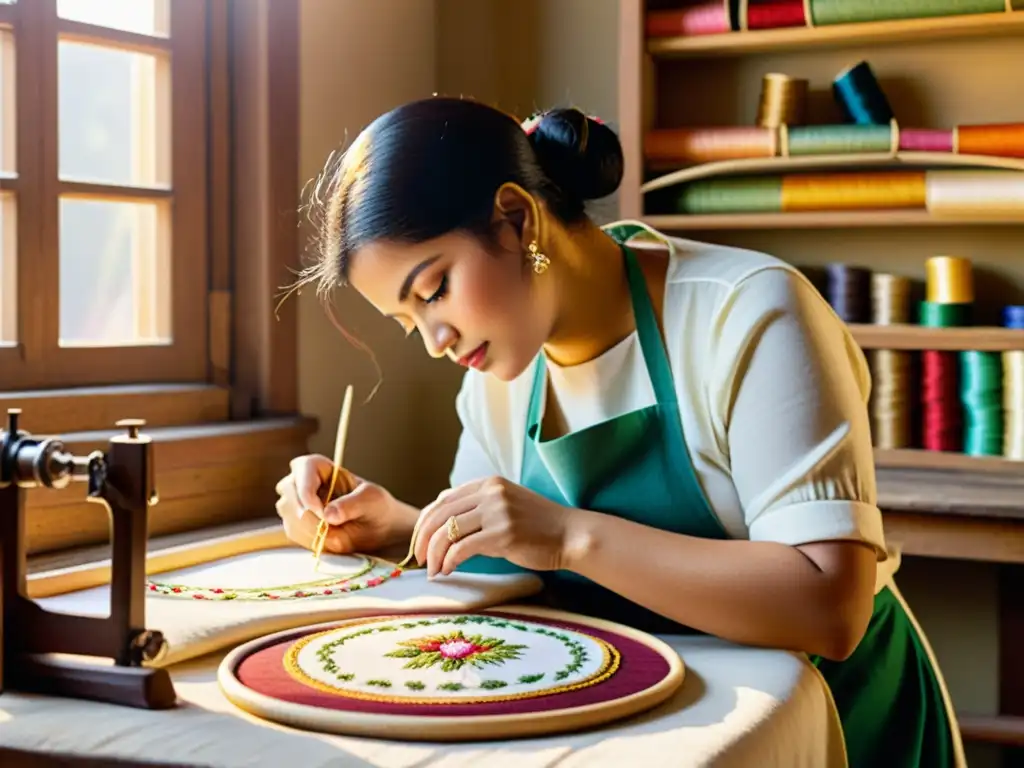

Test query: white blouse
[449,224,889,571]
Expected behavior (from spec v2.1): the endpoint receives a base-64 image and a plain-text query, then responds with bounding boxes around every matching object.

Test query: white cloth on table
[0,633,847,768]
[34,547,544,667]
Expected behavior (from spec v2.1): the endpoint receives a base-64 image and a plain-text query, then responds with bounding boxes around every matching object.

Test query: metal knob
[6,407,21,434]
[116,418,146,439]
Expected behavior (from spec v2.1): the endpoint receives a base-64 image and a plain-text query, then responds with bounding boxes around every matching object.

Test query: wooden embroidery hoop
[217,604,685,742]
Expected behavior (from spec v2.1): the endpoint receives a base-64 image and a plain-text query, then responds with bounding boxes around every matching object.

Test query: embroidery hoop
[281,613,620,705]
[145,553,402,601]
[218,604,685,741]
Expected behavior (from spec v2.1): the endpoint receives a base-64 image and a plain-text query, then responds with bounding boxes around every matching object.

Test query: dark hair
[297,96,624,301]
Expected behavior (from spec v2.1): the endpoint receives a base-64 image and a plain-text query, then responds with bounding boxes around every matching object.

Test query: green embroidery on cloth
[314,614,592,691]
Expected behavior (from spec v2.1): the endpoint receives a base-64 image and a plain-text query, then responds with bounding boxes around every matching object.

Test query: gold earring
[527,241,550,274]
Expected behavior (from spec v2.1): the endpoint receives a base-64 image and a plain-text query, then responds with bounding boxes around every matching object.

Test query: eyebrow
[398,255,442,303]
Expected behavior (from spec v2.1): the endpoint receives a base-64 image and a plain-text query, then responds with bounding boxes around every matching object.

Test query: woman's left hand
[413,476,578,577]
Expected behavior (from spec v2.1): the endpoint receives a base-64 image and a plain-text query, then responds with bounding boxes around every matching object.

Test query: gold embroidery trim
[279,614,621,706]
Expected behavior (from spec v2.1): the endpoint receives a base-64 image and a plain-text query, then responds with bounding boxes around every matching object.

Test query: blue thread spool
[1004,305,1024,329]
[833,61,895,126]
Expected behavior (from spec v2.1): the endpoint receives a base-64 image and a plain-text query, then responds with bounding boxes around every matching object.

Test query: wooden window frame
[0,0,209,389]
[6,0,310,559]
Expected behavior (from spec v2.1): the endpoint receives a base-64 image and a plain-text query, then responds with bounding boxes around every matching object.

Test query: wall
[300,3,1004,764]
[298,0,464,507]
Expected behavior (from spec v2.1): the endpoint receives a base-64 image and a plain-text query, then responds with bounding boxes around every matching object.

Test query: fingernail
[297,508,306,521]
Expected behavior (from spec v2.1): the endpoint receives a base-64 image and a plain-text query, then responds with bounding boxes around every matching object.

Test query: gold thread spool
[780,172,926,211]
[757,73,809,129]
[870,273,912,325]
[1003,350,1024,460]
[869,348,913,449]
[925,256,974,304]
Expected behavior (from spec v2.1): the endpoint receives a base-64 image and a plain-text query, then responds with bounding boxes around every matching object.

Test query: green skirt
[811,585,959,768]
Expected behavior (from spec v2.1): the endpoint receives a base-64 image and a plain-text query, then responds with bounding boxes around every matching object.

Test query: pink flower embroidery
[438,639,486,659]
[388,631,524,670]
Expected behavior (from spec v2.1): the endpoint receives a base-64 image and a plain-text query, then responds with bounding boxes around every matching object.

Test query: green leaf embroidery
[313,614,602,692]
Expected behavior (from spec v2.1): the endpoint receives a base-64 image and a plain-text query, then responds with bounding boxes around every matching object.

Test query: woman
[275,96,961,767]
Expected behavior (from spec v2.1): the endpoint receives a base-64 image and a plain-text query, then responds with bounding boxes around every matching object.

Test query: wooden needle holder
[0,408,177,709]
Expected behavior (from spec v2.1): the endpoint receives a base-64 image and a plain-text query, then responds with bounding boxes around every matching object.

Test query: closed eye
[423,274,448,304]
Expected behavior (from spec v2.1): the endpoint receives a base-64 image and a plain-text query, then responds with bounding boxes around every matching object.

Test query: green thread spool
[918,301,972,328]
[676,177,783,214]
[960,350,1003,456]
[810,0,1005,26]
[788,124,893,156]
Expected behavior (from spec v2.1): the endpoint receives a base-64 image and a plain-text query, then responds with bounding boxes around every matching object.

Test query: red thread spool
[921,350,961,451]
[747,0,807,30]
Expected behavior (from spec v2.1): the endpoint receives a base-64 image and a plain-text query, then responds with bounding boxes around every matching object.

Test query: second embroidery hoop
[146,553,401,601]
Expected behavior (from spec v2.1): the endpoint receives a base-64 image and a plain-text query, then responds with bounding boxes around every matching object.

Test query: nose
[422,320,458,360]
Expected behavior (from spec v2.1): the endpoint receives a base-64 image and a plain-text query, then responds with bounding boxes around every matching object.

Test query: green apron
[456,223,957,767]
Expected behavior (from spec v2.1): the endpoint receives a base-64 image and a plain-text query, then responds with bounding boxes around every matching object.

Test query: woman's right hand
[274,454,412,556]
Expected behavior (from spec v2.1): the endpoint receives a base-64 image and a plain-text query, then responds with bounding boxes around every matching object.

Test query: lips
[458,342,489,370]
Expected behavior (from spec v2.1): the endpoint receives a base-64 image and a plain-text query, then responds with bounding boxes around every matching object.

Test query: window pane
[57,0,169,37]
[58,42,169,187]
[59,198,170,348]
[0,195,14,345]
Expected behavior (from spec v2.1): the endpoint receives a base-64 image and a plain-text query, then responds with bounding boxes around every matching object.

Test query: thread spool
[756,73,809,128]
[675,177,783,214]
[925,170,1024,217]
[644,127,777,164]
[645,4,731,37]
[1003,350,1024,460]
[955,123,1024,158]
[832,61,895,125]
[1004,305,1024,330]
[922,350,961,452]
[960,350,1003,456]
[870,273,912,325]
[925,256,974,304]
[746,0,807,29]
[826,264,871,323]
[809,0,1005,26]
[899,128,954,153]
[869,349,913,449]
[786,123,893,156]
[780,172,926,211]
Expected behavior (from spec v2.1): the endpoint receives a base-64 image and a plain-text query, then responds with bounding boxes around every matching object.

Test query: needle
[312,384,353,569]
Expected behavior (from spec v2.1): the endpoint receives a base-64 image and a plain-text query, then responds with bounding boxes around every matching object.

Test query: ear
[493,182,541,244]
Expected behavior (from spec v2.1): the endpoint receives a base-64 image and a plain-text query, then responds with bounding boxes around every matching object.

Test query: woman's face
[347,220,552,382]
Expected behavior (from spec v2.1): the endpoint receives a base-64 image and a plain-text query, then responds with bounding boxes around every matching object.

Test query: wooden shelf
[958,713,1024,748]
[646,11,1024,58]
[875,448,1024,475]
[850,324,1024,352]
[642,211,1024,230]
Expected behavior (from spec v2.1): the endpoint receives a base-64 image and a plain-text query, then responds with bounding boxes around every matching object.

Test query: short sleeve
[707,266,887,560]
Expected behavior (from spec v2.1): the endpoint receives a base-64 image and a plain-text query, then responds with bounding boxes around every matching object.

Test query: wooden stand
[0,408,177,710]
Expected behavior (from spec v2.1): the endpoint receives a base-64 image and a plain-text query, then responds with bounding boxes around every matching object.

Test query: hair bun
[526,108,624,208]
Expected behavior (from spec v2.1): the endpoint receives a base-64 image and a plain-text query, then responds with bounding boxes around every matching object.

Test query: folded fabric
[36,546,544,667]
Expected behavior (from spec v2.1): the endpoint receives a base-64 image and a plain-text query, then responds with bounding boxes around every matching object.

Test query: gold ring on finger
[446,515,461,543]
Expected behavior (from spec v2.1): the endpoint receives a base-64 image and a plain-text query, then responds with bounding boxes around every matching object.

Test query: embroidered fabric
[284,614,618,703]
[145,552,399,601]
